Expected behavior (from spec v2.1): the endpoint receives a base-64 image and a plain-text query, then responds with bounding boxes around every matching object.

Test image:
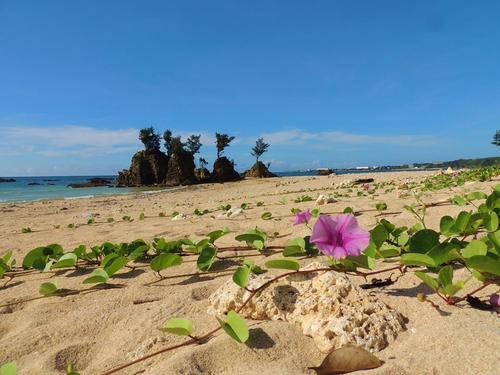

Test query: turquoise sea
[0,170,412,203]
[0,176,143,203]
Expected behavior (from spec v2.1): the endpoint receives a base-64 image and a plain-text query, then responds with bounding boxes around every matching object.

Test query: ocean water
[0,170,411,203]
[0,176,142,203]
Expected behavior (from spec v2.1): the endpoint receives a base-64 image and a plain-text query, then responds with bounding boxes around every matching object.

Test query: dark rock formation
[68,178,113,188]
[194,168,211,183]
[165,152,196,186]
[244,161,277,178]
[116,150,169,186]
[353,178,375,185]
[317,168,334,176]
[212,157,241,182]
[0,178,15,183]
[27,182,41,186]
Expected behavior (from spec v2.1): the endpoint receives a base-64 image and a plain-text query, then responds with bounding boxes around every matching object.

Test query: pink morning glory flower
[311,214,370,259]
[490,293,500,307]
[294,209,312,225]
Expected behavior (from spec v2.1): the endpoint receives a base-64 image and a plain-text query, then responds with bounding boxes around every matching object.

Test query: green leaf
[348,254,375,270]
[451,195,467,206]
[443,283,464,297]
[150,253,182,273]
[379,245,400,258]
[0,362,16,375]
[265,258,300,271]
[283,237,306,257]
[161,318,193,336]
[218,310,249,343]
[261,211,273,220]
[83,269,109,284]
[22,247,47,270]
[408,229,440,254]
[466,256,500,276]
[39,281,59,296]
[207,227,230,243]
[233,266,251,288]
[343,207,353,214]
[401,253,436,267]
[462,240,488,258]
[101,254,128,276]
[438,265,453,287]
[454,211,471,233]
[439,216,456,236]
[311,208,320,218]
[370,225,388,249]
[52,253,78,269]
[235,233,265,243]
[415,271,439,290]
[427,243,461,266]
[466,191,487,201]
[483,211,499,232]
[197,246,217,272]
[375,202,387,211]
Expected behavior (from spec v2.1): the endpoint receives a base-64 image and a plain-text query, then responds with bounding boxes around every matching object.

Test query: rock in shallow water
[208,262,405,353]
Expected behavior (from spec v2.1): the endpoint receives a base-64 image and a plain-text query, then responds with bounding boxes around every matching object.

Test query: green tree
[139,127,160,153]
[215,133,235,158]
[170,136,186,155]
[492,130,500,146]
[251,137,270,161]
[199,157,208,169]
[163,129,173,157]
[186,134,202,155]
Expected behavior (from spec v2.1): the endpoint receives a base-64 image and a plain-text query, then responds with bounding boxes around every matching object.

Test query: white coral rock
[217,207,244,218]
[316,194,337,205]
[208,262,404,353]
[171,213,186,221]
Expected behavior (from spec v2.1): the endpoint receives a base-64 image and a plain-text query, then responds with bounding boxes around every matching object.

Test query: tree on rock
[139,127,161,153]
[492,130,500,146]
[163,129,173,157]
[186,134,202,155]
[251,138,270,161]
[199,157,208,169]
[215,133,235,158]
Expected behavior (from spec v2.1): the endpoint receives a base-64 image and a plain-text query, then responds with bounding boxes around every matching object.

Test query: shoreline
[0,169,438,205]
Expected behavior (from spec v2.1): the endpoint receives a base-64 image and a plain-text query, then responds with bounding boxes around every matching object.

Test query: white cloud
[259,129,438,147]
[0,125,139,148]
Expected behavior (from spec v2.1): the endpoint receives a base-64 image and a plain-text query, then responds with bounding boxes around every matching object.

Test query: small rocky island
[68,178,114,188]
[0,177,16,183]
[116,128,276,187]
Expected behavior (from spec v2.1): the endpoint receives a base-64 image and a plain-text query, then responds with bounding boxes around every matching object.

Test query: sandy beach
[0,171,499,375]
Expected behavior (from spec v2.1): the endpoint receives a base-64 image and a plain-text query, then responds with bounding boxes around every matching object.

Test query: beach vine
[1,167,499,374]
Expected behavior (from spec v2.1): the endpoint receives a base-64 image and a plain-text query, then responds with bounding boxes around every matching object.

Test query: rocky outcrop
[212,157,241,182]
[0,178,15,183]
[244,161,277,178]
[68,178,113,188]
[116,151,169,186]
[208,262,404,353]
[317,168,334,176]
[164,152,196,186]
[194,168,211,183]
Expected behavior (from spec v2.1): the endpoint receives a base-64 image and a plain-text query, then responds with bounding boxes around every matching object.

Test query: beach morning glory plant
[294,209,312,225]
[311,214,370,259]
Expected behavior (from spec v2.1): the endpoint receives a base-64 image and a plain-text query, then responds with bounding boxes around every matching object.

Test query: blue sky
[0,0,498,176]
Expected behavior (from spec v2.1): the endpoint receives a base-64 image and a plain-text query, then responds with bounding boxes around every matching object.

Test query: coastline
[0,169,439,204]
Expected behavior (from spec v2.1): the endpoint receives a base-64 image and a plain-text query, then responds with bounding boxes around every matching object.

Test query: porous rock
[244,161,277,178]
[208,262,404,353]
[212,157,241,182]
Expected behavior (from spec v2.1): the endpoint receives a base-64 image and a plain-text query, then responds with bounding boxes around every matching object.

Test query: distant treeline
[392,156,500,170]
